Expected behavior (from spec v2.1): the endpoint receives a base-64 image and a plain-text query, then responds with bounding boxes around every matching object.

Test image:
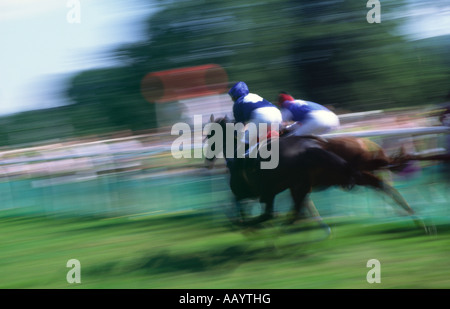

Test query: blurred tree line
[1,0,449,146]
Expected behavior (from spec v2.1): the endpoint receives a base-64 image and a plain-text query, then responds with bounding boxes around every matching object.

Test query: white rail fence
[0,125,448,175]
[323,126,450,138]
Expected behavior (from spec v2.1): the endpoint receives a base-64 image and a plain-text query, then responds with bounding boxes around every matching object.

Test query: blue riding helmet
[228,81,249,102]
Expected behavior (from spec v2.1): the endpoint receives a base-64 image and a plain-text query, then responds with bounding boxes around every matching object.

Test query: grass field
[1,207,449,289]
[0,162,449,289]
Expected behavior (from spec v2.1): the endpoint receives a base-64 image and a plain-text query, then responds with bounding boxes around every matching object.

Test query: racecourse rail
[0,126,448,165]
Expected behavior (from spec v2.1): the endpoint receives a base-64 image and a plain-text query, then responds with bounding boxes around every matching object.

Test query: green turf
[0,164,448,288]
[1,208,449,289]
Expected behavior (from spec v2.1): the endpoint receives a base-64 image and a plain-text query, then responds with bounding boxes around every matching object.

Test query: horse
[204,115,444,235]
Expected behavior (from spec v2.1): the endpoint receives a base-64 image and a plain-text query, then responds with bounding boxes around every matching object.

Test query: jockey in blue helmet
[228,81,282,158]
[277,92,340,136]
[229,81,282,126]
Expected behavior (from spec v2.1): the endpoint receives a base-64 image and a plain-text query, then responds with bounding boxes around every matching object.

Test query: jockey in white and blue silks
[277,92,340,136]
[228,82,282,157]
[229,81,282,129]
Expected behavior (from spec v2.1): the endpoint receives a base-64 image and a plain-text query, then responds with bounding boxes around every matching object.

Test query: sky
[400,1,450,40]
[0,0,449,116]
[0,0,156,115]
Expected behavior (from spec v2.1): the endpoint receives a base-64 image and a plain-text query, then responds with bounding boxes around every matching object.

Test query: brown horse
[205,116,444,234]
[205,115,358,230]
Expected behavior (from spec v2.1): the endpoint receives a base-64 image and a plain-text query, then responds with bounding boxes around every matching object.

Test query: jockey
[277,92,340,136]
[230,81,282,127]
[228,82,282,157]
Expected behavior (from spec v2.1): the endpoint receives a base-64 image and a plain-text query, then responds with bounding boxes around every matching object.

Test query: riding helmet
[228,81,249,102]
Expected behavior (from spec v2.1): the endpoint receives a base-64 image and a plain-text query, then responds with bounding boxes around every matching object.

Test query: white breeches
[249,107,283,125]
[291,110,340,136]
[239,107,282,145]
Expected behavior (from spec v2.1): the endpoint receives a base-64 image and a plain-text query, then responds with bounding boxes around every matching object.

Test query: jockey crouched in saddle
[228,82,283,163]
[276,92,340,136]
[276,92,361,188]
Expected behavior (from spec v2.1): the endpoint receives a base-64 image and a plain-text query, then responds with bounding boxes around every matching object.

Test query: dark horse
[205,115,442,234]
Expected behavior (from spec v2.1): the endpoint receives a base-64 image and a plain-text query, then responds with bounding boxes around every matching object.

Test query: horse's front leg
[233,198,248,224]
[260,195,275,222]
[242,195,275,227]
[286,183,311,224]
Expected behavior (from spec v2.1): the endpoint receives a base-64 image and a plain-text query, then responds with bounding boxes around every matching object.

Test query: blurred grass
[1,209,449,289]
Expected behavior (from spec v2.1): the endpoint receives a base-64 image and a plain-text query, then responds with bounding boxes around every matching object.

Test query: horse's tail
[387,146,450,172]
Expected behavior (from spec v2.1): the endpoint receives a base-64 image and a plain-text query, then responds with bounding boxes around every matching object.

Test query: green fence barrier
[0,164,448,222]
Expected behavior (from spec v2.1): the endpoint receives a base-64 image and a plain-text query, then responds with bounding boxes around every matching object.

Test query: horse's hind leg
[288,184,329,230]
[357,172,429,234]
[286,186,331,239]
[287,183,311,224]
[306,199,332,237]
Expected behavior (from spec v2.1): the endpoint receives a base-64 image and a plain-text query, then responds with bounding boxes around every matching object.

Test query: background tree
[3,0,447,146]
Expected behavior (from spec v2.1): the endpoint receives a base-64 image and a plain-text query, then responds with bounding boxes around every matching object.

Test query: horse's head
[204,114,233,168]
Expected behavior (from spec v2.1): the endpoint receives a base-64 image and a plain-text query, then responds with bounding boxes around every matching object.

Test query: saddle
[242,129,281,159]
[279,124,329,143]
